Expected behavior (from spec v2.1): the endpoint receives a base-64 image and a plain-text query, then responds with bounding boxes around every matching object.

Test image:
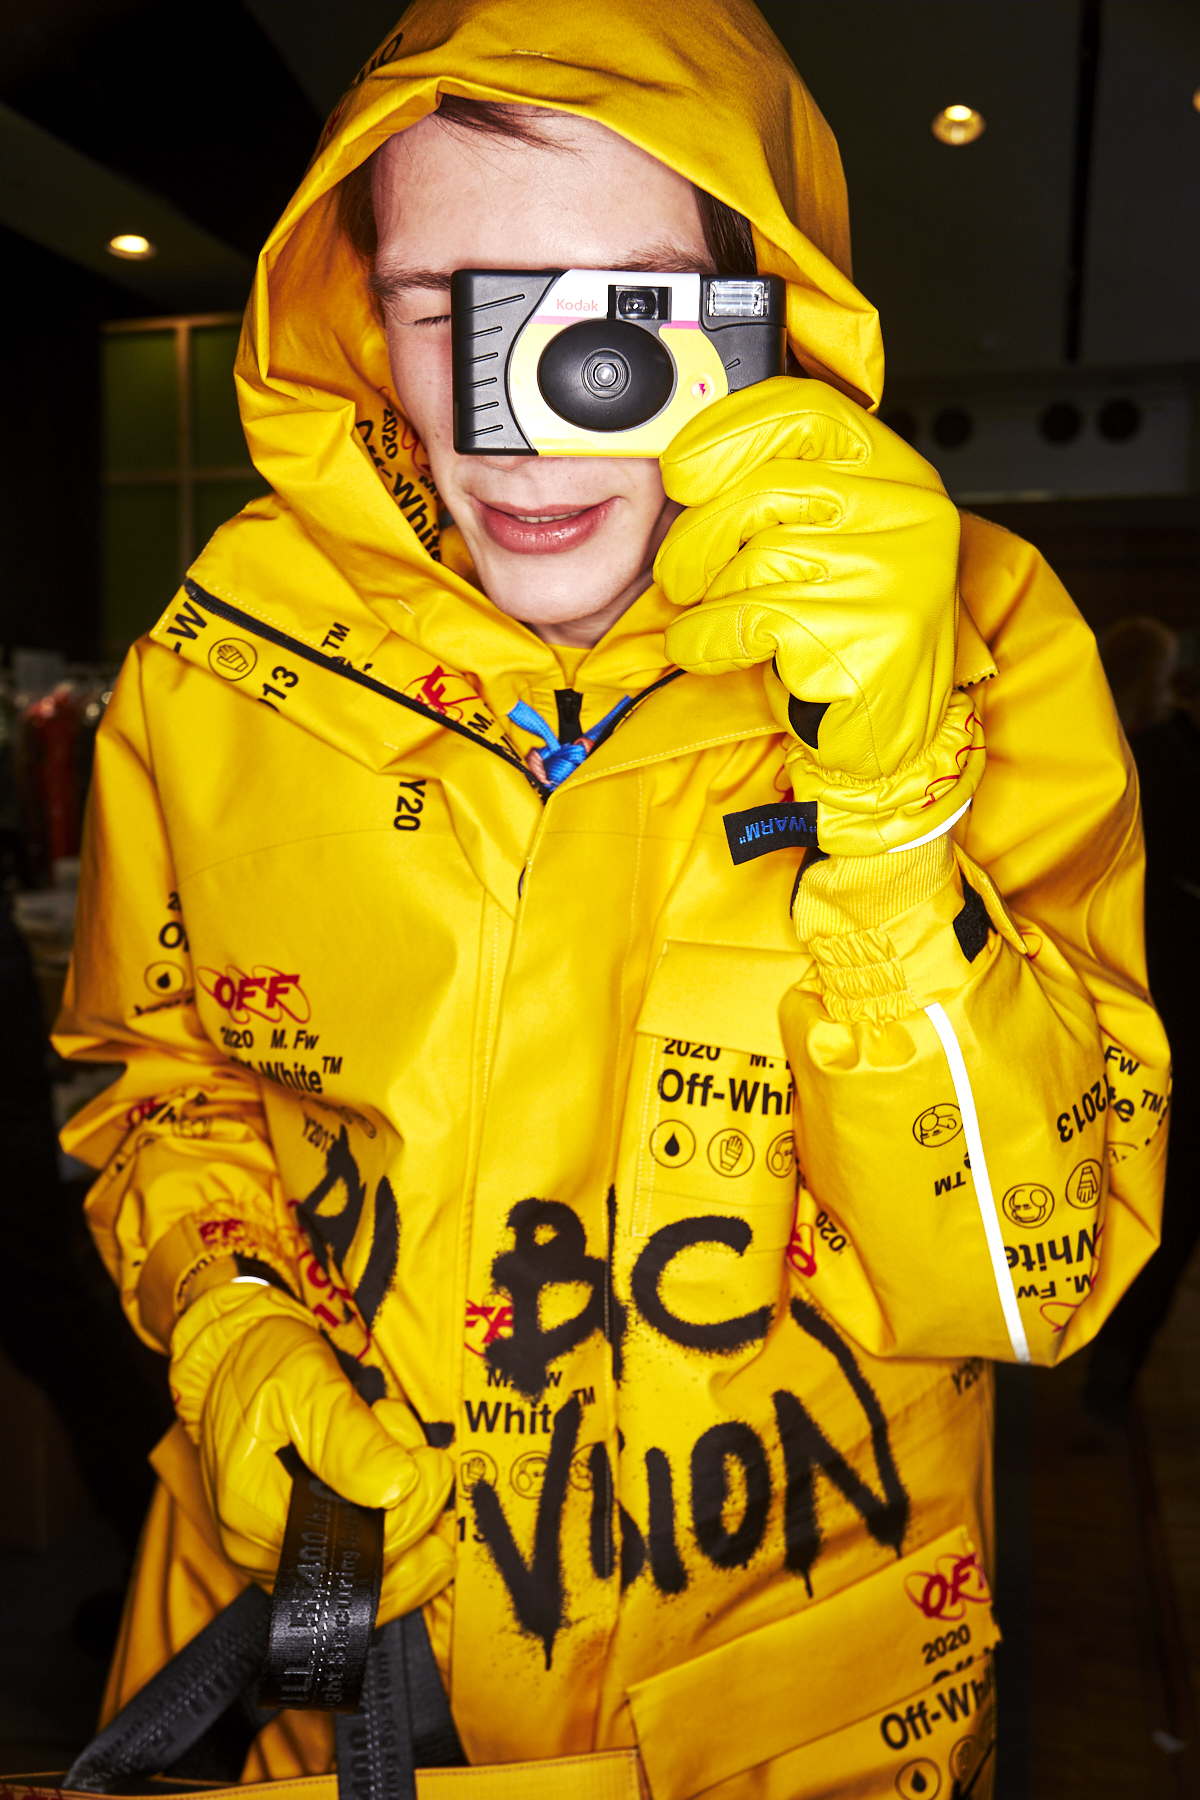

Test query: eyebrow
[369,245,717,307]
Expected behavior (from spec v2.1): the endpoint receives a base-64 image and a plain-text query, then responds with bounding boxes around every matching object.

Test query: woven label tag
[723,801,818,865]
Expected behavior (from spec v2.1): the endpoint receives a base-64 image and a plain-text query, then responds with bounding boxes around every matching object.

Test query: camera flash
[707,279,769,318]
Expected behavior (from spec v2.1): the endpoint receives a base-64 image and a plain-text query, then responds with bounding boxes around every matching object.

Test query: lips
[474,497,616,556]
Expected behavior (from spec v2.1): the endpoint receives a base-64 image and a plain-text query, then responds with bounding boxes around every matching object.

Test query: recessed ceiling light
[932,105,985,146]
[107,233,156,261]
[1193,85,1200,112]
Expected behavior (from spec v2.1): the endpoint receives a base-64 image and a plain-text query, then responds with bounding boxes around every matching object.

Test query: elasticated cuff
[137,1213,292,1350]
[779,686,986,855]
[793,834,954,939]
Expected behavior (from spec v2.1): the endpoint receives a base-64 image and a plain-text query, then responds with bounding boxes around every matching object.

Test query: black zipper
[573,666,684,762]
[181,577,683,800]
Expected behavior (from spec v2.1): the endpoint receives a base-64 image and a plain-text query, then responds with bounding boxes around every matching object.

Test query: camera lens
[581,350,630,398]
[616,288,659,320]
[538,319,674,431]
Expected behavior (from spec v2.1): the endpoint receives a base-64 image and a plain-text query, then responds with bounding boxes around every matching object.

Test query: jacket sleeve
[781,514,1169,1366]
[53,645,304,1351]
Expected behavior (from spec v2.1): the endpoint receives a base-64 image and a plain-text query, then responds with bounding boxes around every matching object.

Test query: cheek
[619,458,670,519]
[386,327,453,451]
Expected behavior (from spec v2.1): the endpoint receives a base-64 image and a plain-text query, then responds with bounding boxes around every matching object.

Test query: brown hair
[337,95,756,275]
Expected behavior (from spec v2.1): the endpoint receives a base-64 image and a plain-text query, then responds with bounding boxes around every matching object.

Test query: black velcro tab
[787,695,829,748]
[954,881,994,963]
[724,801,818,865]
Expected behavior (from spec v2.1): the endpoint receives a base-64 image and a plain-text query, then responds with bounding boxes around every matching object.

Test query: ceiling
[0,0,1196,418]
[0,0,330,309]
[765,0,1200,380]
[242,0,405,116]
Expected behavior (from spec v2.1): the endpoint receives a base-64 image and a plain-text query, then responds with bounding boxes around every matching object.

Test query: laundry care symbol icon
[457,1450,497,1493]
[1066,1158,1102,1208]
[913,1103,962,1148]
[708,1128,754,1177]
[510,1452,548,1500]
[649,1121,695,1167]
[766,1131,797,1178]
[208,638,257,680]
[895,1759,941,1798]
[144,961,186,995]
[1001,1183,1055,1229]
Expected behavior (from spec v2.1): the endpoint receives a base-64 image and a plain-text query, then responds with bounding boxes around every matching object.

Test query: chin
[492,584,620,629]
[479,543,640,615]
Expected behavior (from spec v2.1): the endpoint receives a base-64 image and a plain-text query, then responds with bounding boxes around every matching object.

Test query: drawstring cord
[508,695,633,789]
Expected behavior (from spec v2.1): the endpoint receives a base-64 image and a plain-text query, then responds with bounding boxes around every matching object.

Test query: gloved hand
[170,1281,454,1621]
[655,377,984,856]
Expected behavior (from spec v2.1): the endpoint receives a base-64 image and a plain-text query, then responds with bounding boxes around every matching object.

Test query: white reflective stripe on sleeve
[887,796,972,853]
[924,1000,1031,1364]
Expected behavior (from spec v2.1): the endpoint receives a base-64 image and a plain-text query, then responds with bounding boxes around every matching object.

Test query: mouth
[473,496,616,556]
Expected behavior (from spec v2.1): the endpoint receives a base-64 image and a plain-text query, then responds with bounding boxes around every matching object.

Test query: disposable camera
[451,269,786,457]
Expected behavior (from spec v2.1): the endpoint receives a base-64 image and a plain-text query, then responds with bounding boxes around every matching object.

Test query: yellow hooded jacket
[57,3,1168,1795]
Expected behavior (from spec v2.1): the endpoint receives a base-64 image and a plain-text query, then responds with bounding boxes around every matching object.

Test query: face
[372,112,712,646]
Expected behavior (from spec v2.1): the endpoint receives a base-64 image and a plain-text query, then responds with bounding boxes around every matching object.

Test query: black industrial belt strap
[335,1612,467,1800]
[62,1582,274,1793]
[62,1459,464,1799]
[259,1449,384,1712]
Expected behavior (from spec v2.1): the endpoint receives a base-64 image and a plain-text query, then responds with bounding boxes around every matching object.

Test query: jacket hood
[187,0,882,704]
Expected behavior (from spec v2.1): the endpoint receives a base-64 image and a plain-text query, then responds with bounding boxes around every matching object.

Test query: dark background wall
[0,228,141,660]
[761,0,1200,640]
[0,0,326,660]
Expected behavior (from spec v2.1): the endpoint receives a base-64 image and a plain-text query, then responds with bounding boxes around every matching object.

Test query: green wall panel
[104,318,264,655]
[104,332,177,474]
[193,324,249,470]
[195,475,270,551]
[103,485,179,657]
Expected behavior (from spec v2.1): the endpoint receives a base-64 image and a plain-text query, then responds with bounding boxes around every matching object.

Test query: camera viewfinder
[610,285,670,323]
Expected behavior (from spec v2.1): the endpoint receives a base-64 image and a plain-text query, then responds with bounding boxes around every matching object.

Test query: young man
[58,1,1167,1793]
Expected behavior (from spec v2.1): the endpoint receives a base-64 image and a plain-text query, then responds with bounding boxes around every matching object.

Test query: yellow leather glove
[170,1281,454,1622]
[655,376,984,856]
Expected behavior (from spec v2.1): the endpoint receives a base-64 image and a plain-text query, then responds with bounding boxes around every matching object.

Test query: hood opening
[187,0,884,669]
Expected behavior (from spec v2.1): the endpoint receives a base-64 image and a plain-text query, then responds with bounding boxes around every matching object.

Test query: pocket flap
[636,941,813,1059]
[627,1526,998,1800]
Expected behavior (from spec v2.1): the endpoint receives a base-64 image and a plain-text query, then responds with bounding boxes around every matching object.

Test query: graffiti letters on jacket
[465,1192,910,1665]
[292,1124,912,1668]
[293,1125,399,1335]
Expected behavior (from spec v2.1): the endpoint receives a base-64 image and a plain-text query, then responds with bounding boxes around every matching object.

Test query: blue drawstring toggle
[508,695,633,789]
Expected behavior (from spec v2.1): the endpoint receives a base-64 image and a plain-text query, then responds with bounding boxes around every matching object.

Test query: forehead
[371,112,707,274]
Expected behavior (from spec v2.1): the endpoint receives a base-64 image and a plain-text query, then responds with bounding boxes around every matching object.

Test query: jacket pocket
[627,1524,999,1800]
[628,941,811,1248]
